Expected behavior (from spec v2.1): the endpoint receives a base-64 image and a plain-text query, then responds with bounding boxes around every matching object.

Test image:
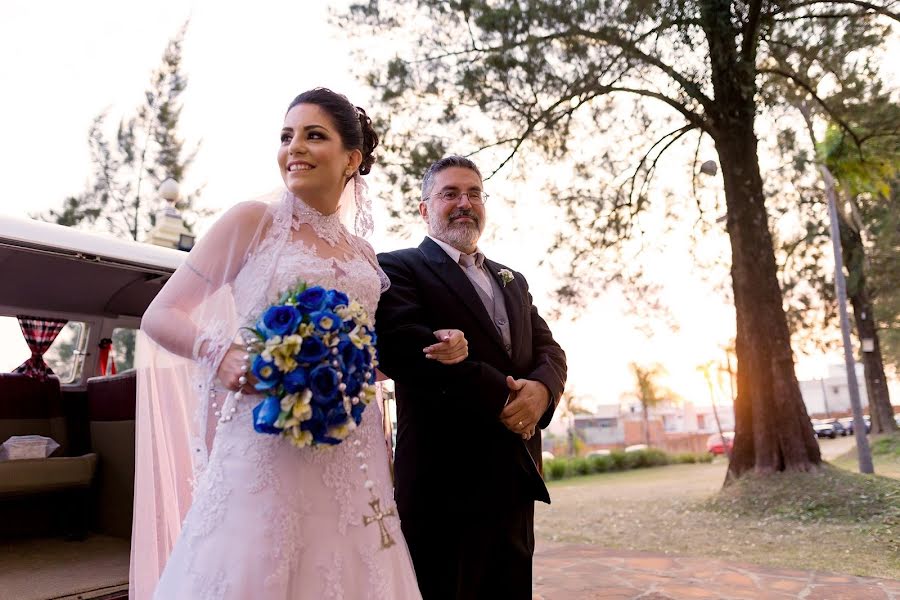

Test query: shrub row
[543,448,713,481]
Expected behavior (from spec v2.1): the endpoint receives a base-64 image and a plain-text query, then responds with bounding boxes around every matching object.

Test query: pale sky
[1,0,891,414]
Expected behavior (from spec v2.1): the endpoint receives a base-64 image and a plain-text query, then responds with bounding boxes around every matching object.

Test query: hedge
[543,448,714,481]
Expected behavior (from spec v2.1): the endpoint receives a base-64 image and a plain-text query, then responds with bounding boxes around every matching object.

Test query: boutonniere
[497,268,514,287]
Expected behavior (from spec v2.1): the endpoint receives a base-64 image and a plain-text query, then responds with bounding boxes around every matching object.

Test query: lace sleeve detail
[193,320,234,375]
[353,237,390,293]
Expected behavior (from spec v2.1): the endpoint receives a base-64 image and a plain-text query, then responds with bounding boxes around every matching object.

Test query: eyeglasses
[431,190,489,205]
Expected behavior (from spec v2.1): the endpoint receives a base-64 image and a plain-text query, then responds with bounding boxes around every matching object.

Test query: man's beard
[429,207,482,250]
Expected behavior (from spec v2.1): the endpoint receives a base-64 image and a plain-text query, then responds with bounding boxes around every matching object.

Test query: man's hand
[500,376,550,440]
[422,329,469,365]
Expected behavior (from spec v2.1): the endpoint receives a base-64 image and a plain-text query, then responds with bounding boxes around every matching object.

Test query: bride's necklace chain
[291,197,345,247]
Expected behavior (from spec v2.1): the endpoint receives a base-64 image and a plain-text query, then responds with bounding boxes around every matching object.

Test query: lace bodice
[246,239,382,320]
[232,199,383,325]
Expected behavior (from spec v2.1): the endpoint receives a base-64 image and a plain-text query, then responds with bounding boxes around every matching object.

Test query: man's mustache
[448,209,479,226]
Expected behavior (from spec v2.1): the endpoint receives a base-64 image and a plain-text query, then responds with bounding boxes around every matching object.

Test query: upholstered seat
[0,453,97,496]
[87,370,136,538]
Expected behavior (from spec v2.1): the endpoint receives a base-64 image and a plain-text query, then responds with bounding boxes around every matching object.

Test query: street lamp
[820,166,874,473]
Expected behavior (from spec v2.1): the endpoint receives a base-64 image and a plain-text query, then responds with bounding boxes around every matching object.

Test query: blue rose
[350,401,365,425]
[252,396,282,434]
[302,409,327,439]
[344,373,363,398]
[258,305,301,337]
[282,366,309,394]
[297,337,329,364]
[309,365,340,405]
[326,407,348,427]
[311,310,342,334]
[252,355,281,390]
[338,339,365,373]
[325,290,349,310]
[295,286,327,312]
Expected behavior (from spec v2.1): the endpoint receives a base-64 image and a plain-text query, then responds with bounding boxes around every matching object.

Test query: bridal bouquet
[245,283,378,447]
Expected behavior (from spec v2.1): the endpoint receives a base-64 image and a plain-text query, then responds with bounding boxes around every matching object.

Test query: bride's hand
[216,344,257,394]
[423,329,469,365]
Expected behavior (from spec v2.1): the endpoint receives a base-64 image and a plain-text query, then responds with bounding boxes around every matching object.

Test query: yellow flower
[276,391,311,426]
[361,384,377,405]
[349,325,373,350]
[327,420,355,441]
[260,335,283,363]
[288,427,313,448]
[291,399,312,421]
[271,334,303,372]
[297,322,315,338]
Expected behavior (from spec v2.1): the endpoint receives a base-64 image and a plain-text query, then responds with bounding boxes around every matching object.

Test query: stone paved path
[533,543,900,599]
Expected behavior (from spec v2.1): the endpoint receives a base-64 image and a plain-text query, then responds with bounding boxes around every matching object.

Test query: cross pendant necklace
[363,497,397,549]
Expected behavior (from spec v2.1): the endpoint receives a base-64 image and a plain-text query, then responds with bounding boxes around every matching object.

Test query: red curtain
[98,338,117,376]
[14,315,68,381]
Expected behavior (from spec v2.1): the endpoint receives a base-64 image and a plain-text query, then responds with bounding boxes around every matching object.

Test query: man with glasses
[375,155,567,599]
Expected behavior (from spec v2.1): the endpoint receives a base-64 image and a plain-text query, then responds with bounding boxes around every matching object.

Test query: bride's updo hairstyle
[287,88,379,177]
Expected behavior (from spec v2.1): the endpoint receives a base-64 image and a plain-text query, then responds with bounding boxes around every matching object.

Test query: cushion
[0,453,97,496]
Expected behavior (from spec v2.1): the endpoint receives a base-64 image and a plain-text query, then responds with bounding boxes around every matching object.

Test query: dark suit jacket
[375,237,567,517]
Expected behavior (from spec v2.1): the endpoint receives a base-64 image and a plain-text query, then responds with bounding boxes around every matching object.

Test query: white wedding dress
[145,196,421,600]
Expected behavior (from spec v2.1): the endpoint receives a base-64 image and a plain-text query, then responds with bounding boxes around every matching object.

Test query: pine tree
[42,23,205,241]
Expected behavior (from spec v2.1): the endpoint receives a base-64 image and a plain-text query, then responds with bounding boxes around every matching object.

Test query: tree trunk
[701,0,821,480]
[642,403,650,447]
[840,221,897,434]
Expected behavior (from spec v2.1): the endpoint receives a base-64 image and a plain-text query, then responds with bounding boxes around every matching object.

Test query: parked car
[812,419,838,439]
[838,416,871,435]
[830,420,848,437]
[705,432,734,455]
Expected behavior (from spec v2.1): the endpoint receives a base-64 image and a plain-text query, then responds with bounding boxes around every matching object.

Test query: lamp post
[820,165,873,473]
[147,179,195,251]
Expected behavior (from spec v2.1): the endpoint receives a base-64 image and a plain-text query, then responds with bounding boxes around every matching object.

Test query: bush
[588,454,614,473]
[696,452,714,463]
[545,459,568,481]
[643,448,670,467]
[541,449,714,482]
[571,457,591,476]
[609,449,628,470]
[671,451,713,464]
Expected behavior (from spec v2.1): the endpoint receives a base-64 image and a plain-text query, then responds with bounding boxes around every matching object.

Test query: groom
[375,156,567,599]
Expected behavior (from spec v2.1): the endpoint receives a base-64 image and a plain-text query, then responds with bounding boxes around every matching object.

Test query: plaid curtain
[14,315,68,381]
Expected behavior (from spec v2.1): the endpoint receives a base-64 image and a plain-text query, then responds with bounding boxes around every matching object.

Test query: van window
[42,322,88,383]
[0,317,30,372]
[0,317,88,384]
[111,327,138,372]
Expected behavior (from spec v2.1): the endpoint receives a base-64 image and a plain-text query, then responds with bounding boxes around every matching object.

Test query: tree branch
[758,67,863,148]
[774,0,900,21]
[742,0,764,63]
[607,86,709,132]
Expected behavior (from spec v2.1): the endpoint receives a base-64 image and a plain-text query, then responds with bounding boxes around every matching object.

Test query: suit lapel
[418,238,507,354]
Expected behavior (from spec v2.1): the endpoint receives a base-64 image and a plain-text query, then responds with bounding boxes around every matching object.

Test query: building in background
[798,363,869,418]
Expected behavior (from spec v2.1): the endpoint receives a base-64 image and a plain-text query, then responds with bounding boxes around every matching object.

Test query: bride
[130,88,466,599]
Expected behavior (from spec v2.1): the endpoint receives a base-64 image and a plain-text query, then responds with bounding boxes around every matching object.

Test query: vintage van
[0,215,185,600]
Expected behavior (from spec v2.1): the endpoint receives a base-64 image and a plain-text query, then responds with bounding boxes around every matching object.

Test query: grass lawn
[832,432,900,478]
[535,435,900,580]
